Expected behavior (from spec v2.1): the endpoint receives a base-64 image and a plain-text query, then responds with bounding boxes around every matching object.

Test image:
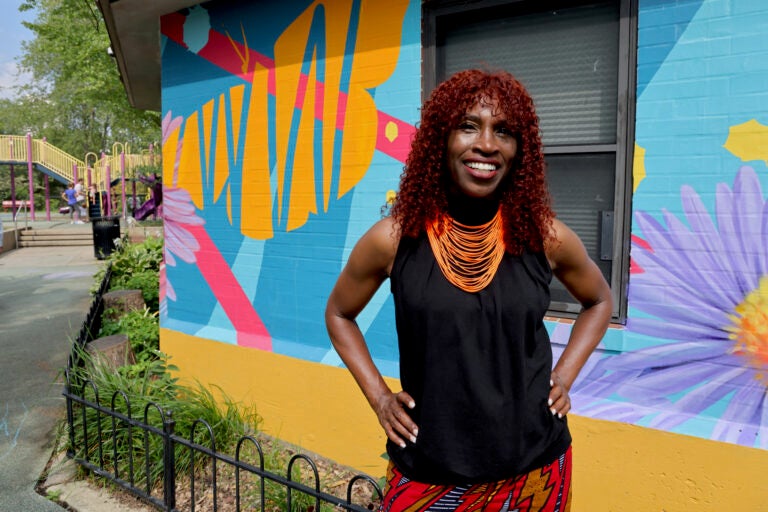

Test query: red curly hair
[391,69,555,255]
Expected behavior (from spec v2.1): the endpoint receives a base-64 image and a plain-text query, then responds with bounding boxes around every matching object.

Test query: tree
[3,0,160,160]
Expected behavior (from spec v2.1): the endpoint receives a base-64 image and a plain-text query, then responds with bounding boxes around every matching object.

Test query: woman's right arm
[325,217,418,448]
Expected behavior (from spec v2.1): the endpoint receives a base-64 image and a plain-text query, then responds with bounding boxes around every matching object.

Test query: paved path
[0,243,101,511]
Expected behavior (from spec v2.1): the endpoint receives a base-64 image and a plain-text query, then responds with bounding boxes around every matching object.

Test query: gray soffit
[96,0,200,111]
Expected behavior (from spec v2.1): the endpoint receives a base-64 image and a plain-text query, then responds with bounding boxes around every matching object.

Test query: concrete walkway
[0,243,99,511]
[0,221,154,512]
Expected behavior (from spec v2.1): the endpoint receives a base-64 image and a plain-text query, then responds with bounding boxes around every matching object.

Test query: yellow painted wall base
[568,415,768,511]
[161,328,394,476]
[162,329,768,510]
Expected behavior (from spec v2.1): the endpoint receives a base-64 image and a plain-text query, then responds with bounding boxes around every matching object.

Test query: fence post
[163,410,176,511]
[64,370,75,458]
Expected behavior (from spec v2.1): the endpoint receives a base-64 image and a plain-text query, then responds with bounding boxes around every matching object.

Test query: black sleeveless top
[387,209,571,485]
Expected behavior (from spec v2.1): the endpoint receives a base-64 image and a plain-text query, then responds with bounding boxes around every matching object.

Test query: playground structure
[0,133,161,222]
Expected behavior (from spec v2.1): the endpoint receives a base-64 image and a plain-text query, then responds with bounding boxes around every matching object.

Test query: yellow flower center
[729,276,768,383]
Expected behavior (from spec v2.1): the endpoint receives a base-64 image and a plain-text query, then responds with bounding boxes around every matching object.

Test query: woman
[325,69,612,511]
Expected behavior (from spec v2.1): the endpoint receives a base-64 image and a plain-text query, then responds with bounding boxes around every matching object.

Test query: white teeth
[466,162,497,171]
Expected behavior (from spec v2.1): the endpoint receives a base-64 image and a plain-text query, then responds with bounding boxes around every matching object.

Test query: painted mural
[566,0,768,450]
[159,0,767,452]
[159,0,419,370]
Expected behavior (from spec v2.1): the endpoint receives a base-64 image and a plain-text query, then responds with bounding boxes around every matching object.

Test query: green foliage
[4,0,160,158]
[99,307,159,363]
[93,235,163,311]
[115,271,160,312]
[68,347,262,488]
[0,164,65,211]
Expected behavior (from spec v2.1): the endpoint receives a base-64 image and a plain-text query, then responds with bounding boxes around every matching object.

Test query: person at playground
[74,178,87,220]
[61,182,83,224]
[325,69,612,510]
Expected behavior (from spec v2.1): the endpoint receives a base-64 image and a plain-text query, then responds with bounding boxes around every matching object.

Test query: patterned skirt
[380,446,572,512]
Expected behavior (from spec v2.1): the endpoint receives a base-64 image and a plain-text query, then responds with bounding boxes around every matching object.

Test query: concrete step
[23,228,93,235]
[19,239,93,247]
[18,227,97,247]
[20,233,93,240]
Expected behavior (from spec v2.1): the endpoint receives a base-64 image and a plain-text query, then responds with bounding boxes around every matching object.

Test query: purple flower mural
[160,112,204,313]
[583,166,768,448]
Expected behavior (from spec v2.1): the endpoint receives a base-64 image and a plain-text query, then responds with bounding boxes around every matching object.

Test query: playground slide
[134,197,156,221]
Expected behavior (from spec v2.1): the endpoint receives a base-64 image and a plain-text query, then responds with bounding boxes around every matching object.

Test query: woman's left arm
[546,219,613,417]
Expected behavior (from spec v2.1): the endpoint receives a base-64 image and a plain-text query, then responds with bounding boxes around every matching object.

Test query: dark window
[424,0,636,321]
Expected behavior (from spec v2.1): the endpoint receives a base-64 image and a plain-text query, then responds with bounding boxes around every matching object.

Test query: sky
[0,0,34,100]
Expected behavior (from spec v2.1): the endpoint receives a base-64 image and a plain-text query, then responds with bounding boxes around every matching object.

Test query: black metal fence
[64,267,383,511]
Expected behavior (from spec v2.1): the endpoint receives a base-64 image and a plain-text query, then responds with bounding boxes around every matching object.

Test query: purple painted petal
[680,185,742,301]
[632,212,713,291]
[733,167,766,282]
[627,317,732,342]
[629,278,733,329]
[599,341,730,370]
[165,222,199,264]
[581,402,649,423]
[716,182,757,294]
[630,213,741,313]
[648,366,750,429]
[615,361,726,401]
[761,191,768,277]
[166,278,177,302]
[660,209,741,307]
[715,377,765,445]
[165,249,177,267]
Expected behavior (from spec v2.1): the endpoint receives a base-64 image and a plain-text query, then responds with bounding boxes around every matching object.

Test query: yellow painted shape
[162,125,181,187]
[338,0,410,197]
[229,84,246,162]
[723,119,768,164]
[287,50,319,232]
[633,142,646,193]
[317,0,354,212]
[162,328,768,511]
[201,99,215,183]
[214,94,230,207]
[241,64,274,240]
[385,121,398,143]
[274,7,315,225]
[177,112,204,208]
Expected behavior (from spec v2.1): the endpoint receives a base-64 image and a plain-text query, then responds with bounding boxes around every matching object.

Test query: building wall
[159,0,767,509]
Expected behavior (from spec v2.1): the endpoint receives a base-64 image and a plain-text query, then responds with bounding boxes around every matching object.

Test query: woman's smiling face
[446,98,518,199]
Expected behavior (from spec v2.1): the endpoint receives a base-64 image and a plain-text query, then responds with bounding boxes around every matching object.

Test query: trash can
[92,216,121,260]
[88,191,102,219]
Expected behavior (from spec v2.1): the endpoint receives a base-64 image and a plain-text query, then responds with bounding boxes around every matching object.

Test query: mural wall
[159,0,767,473]
[159,0,419,375]
[569,0,767,450]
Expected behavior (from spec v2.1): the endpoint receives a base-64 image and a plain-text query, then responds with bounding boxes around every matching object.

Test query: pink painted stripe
[185,223,273,350]
[376,111,415,163]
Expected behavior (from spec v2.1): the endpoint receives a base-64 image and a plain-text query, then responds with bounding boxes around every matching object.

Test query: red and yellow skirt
[380,446,572,512]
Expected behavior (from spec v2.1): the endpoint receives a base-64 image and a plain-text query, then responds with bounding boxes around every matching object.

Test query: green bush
[93,235,163,312]
[68,346,262,487]
[99,307,159,363]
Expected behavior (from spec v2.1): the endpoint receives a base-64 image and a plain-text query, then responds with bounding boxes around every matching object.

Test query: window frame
[422,0,637,322]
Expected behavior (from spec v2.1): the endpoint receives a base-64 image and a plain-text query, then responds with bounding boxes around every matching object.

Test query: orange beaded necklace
[426,209,505,293]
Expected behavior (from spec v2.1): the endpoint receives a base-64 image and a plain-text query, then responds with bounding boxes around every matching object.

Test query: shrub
[68,346,262,487]
[93,235,163,311]
[99,307,159,363]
